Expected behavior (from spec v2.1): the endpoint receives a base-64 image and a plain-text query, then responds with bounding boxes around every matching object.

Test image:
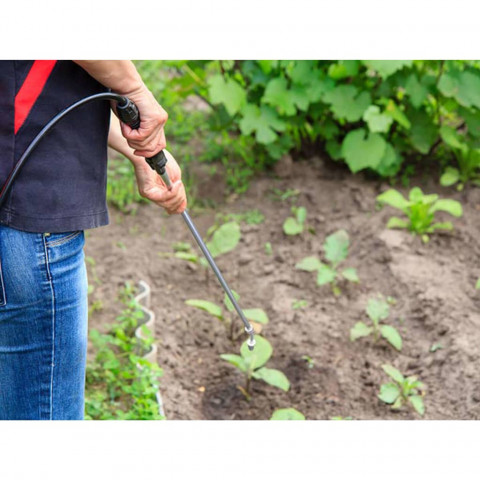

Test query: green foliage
[186,291,268,340]
[270,408,305,420]
[107,155,147,214]
[85,286,163,420]
[350,295,402,351]
[378,364,426,416]
[476,277,480,290]
[283,206,307,235]
[377,187,463,241]
[296,230,359,295]
[292,299,308,310]
[221,336,290,398]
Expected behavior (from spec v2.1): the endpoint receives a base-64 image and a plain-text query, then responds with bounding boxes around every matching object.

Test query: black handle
[115,96,168,176]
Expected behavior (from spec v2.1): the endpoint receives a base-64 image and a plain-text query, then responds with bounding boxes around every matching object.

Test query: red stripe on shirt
[14,60,57,134]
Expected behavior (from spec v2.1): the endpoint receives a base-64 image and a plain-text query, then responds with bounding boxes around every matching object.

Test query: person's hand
[117,85,168,158]
[132,149,187,214]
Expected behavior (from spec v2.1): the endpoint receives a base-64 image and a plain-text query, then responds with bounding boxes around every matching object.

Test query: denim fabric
[0,225,88,420]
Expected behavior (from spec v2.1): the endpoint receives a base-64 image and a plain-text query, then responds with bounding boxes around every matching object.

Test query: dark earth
[85,155,480,420]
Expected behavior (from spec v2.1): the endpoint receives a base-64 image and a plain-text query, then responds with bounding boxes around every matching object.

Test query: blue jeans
[0,225,88,420]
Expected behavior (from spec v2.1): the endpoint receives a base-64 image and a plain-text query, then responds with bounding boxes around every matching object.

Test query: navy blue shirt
[0,60,111,233]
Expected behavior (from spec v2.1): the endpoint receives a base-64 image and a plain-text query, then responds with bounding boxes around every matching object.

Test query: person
[0,60,186,420]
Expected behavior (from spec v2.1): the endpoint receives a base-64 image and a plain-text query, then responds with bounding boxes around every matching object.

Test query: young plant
[185,291,268,340]
[220,335,290,400]
[350,295,402,351]
[476,277,480,290]
[283,206,307,235]
[377,186,463,242]
[378,364,426,416]
[296,229,359,295]
[270,408,305,420]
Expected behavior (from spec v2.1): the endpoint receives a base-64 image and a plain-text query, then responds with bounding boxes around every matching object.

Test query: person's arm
[74,60,167,159]
[108,114,186,215]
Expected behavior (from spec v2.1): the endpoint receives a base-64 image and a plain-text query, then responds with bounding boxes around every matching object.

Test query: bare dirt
[85,156,480,420]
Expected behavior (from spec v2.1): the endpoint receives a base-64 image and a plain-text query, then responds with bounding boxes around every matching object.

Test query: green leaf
[253,367,290,391]
[295,206,307,225]
[185,299,223,319]
[409,395,425,416]
[439,69,480,109]
[439,125,465,151]
[459,106,480,137]
[206,221,241,257]
[326,139,342,160]
[387,215,409,229]
[328,60,360,80]
[366,298,390,323]
[244,308,269,325]
[342,267,359,283]
[408,109,438,154]
[239,104,286,144]
[376,142,403,177]
[363,60,412,79]
[382,364,405,383]
[405,73,429,108]
[363,105,393,133]
[295,256,323,272]
[377,189,409,211]
[378,383,401,404]
[283,217,303,235]
[317,264,337,286]
[384,99,411,129]
[323,85,371,122]
[207,74,246,116]
[270,408,305,420]
[350,321,373,341]
[476,278,480,290]
[430,199,463,217]
[431,222,453,231]
[341,129,387,173]
[220,354,247,372]
[174,252,198,263]
[324,229,350,265]
[223,290,240,313]
[241,335,272,370]
[263,77,297,115]
[380,325,403,351]
[440,167,460,187]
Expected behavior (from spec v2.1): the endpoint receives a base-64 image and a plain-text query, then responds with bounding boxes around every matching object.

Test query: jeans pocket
[0,259,6,306]
[45,231,82,248]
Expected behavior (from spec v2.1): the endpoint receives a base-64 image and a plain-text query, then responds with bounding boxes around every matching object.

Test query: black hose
[0,92,128,209]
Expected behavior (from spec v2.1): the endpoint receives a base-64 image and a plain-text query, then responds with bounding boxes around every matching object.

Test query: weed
[331,416,353,420]
[350,295,402,351]
[85,285,163,420]
[292,299,308,310]
[378,364,426,416]
[270,408,305,420]
[218,209,265,225]
[220,335,290,400]
[301,355,315,368]
[270,187,300,202]
[296,229,359,295]
[186,291,268,340]
[430,343,443,353]
[377,186,463,242]
[264,242,273,255]
[283,206,307,235]
[476,278,480,289]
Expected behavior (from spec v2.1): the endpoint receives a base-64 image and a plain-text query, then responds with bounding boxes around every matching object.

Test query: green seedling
[270,187,300,202]
[331,416,353,420]
[439,125,480,190]
[378,364,426,416]
[292,299,308,310]
[186,291,268,340]
[377,186,463,242]
[476,278,480,290]
[430,343,443,353]
[270,408,305,420]
[283,206,307,235]
[264,242,273,255]
[350,295,402,351]
[296,229,359,295]
[220,335,290,400]
[217,209,265,225]
[301,355,315,368]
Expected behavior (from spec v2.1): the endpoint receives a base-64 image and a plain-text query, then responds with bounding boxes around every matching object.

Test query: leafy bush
[138,60,480,186]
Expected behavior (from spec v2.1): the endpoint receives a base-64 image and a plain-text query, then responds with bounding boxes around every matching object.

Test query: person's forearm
[73,60,144,95]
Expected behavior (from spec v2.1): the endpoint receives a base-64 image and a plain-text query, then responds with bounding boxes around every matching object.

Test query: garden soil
[85,156,480,420]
